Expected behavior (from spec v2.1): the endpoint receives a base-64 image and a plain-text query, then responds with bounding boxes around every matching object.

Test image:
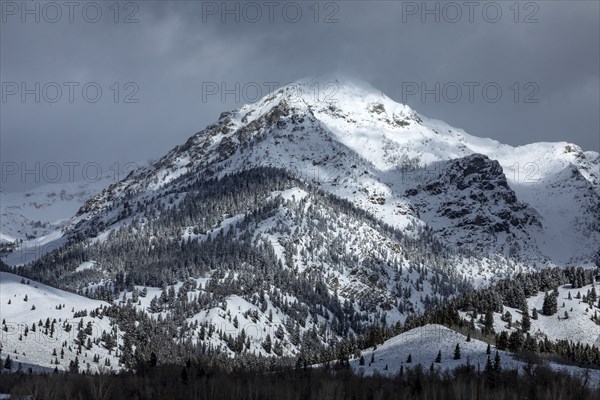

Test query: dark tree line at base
[1,361,598,400]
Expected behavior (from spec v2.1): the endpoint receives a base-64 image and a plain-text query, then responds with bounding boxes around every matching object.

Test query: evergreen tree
[493,351,502,373]
[521,305,531,332]
[496,331,509,350]
[484,355,494,379]
[483,309,495,335]
[68,356,79,373]
[523,335,538,352]
[502,311,512,325]
[120,335,134,368]
[508,330,523,351]
[262,336,272,353]
[4,355,12,370]
[542,291,558,316]
[435,350,442,363]
[406,354,412,363]
[453,343,461,360]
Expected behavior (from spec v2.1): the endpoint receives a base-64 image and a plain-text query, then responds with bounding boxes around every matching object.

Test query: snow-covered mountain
[66,76,598,267]
[1,76,598,372]
[0,177,114,244]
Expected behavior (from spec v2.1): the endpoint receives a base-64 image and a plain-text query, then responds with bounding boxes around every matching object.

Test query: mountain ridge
[62,76,599,266]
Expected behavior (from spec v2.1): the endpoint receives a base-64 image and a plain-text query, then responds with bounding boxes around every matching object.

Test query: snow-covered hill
[492,282,600,347]
[0,272,121,373]
[350,324,600,386]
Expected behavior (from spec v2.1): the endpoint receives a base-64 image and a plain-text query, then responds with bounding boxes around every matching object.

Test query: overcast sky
[1,0,598,191]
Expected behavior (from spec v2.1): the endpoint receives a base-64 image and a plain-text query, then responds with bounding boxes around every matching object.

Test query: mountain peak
[238,75,406,113]
[234,75,417,138]
[286,75,400,108]
[294,74,384,96]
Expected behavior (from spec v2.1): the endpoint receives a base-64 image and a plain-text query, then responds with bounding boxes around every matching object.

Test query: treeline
[1,361,598,400]
[404,266,598,323]
[401,266,600,369]
[104,300,396,370]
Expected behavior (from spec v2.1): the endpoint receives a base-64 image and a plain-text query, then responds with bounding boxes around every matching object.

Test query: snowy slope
[0,178,113,242]
[113,280,297,358]
[350,324,600,386]
[0,272,121,373]
[490,282,600,347]
[55,182,479,358]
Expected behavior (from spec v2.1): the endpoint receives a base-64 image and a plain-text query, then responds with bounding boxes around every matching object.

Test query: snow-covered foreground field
[350,324,600,386]
[0,272,120,373]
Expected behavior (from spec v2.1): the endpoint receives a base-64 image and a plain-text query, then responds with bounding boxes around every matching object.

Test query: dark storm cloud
[1,1,598,191]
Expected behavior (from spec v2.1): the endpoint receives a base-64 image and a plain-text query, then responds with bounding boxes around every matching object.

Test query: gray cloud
[1,1,598,191]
